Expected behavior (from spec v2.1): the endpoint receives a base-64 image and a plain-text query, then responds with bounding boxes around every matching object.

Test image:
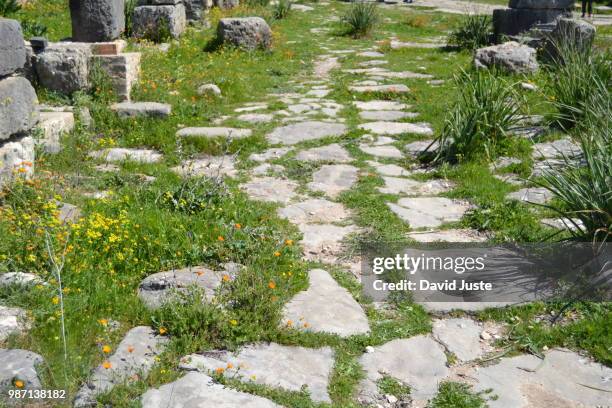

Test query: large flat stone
[407,229,486,243]
[177,127,252,139]
[405,139,439,156]
[378,177,453,196]
[298,224,357,260]
[180,343,335,403]
[0,306,28,341]
[241,177,298,204]
[89,148,162,163]
[473,350,612,408]
[277,199,350,224]
[266,121,347,145]
[359,121,433,136]
[348,84,410,94]
[367,161,411,177]
[74,326,168,407]
[0,18,26,77]
[295,143,351,163]
[141,372,281,407]
[282,269,370,337]
[307,164,359,198]
[388,197,470,229]
[359,110,418,121]
[313,56,340,77]
[432,318,485,362]
[506,187,553,204]
[0,77,38,140]
[532,138,581,160]
[0,349,44,391]
[138,265,236,309]
[249,147,292,162]
[111,102,171,119]
[358,336,449,403]
[359,144,403,159]
[172,156,237,178]
[354,100,410,111]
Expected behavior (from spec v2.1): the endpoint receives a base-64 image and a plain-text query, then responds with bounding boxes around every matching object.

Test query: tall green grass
[0,0,20,16]
[342,1,379,38]
[432,70,523,163]
[447,14,492,51]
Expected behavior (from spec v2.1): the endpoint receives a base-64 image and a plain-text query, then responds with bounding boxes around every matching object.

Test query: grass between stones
[1,0,611,407]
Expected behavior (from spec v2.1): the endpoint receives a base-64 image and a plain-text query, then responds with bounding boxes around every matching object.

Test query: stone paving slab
[266,121,347,145]
[367,161,411,177]
[172,156,237,178]
[359,144,403,159]
[506,187,553,204]
[532,138,581,159]
[237,113,274,124]
[348,84,410,94]
[177,127,252,139]
[241,177,299,204]
[359,110,419,121]
[388,197,470,229]
[0,349,44,391]
[74,326,168,407]
[89,148,162,163]
[141,372,281,408]
[0,305,29,341]
[307,164,359,198]
[295,143,352,163]
[354,100,410,111]
[252,163,285,176]
[359,121,433,136]
[405,139,439,155]
[278,198,350,224]
[432,318,486,362]
[472,349,612,408]
[358,336,449,403]
[298,223,357,260]
[180,343,335,403]
[378,176,453,196]
[407,229,486,243]
[111,102,171,119]
[249,147,292,162]
[282,269,370,337]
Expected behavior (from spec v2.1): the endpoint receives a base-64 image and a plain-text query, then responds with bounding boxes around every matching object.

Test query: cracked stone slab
[241,177,299,204]
[266,121,347,145]
[295,143,352,163]
[378,177,453,196]
[307,164,359,198]
[282,269,370,337]
[472,350,612,408]
[138,265,238,309]
[432,318,486,362]
[237,113,274,124]
[172,156,237,178]
[177,127,252,139]
[358,336,449,403]
[278,199,350,224]
[74,326,168,407]
[89,148,162,163]
[359,110,419,121]
[314,56,340,77]
[359,144,404,159]
[405,139,439,155]
[368,161,411,177]
[235,103,268,113]
[349,84,410,93]
[532,138,581,160]
[180,343,335,403]
[249,147,292,162]
[111,102,171,119]
[298,224,357,260]
[141,372,281,408]
[388,197,470,229]
[0,306,29,341]
[506,187,553,204]
[407,229,486,243]
[359,121,433,136]
[354,100,410,111]
[251,163,284,176]
[0,349,44,391]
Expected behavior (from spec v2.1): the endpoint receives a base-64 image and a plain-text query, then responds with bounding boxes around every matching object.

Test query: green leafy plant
[432,69,523,163]
[342,0,379,38]
[20,19,48,38]
[273,0,292,20]
[246,0,270,6]
[124,0,138,37]
[158,177,228,215]
[0,0,21,17]
[448,14,492,51]
[428,382,488,408]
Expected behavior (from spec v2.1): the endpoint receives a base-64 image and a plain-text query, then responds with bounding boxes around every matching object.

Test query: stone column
[0,18,38,187]
[493,0,574,38]
[69,0,126,42]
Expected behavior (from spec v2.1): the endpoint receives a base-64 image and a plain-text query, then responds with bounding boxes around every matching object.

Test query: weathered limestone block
[0,349,44,391]
[35,43,92,95]
[92,53,141,101]
[69,0,126,42]
[37,111,75,153]
[0,77,38,140]
[0,137,35,186]
[0,18,26,77]
[475,42,539,74]
[132,4,187,40]
[184,0,213,20]
[214,0,239,9]
[547,18,596,58]
[217,17,272,51]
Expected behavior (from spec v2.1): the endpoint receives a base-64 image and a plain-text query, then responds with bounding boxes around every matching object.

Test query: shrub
[124,0,138,37]
[447,14,492,51]
[546,35,611,130]
[432,70,523,163]
[0,0,21,17]
[159,177,228,215]
[273,0,292,20]
[20,19,48,39]
[342,1,379,38]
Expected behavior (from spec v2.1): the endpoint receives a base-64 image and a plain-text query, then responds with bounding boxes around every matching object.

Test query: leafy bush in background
[448,14,492,51]
[0,0,21,17]
[432,69,523,163]
[20,19,48,38]
[342,1,379,38]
